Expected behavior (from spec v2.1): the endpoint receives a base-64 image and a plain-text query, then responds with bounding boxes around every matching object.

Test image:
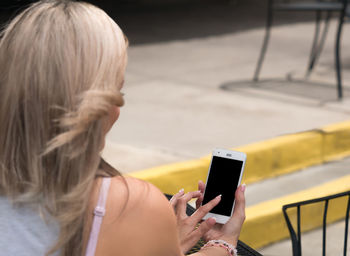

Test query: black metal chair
[282,190,350,256]
[254,0,349,99]
[165,194,263,256]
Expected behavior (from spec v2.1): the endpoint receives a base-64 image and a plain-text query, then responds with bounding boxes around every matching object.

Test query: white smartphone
[202,148,246,224]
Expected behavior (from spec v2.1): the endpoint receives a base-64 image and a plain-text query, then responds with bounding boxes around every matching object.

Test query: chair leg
[343,195,350,256]
[253,0,273,81]
[306,11,331,78]
[306,11,321,77]
[335,10,345,99]
[283,207,301,256]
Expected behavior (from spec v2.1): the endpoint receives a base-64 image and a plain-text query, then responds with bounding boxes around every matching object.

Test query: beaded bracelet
[201,239,238,256]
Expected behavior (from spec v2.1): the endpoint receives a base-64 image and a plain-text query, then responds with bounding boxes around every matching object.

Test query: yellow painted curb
[129,159,210,195]
[323,121,350,161]
[241,175,350,249]
[130,121,350,195]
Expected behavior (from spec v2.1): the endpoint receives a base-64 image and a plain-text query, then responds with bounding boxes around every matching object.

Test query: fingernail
[216,194,222,199]
[241,184,246,192]
[210,217,217,222]
[179,188,184,193]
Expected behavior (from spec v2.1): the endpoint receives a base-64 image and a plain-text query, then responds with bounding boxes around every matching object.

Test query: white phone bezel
[202,148,246,224]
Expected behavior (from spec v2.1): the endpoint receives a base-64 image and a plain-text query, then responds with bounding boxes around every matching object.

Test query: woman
[0,1,246,256]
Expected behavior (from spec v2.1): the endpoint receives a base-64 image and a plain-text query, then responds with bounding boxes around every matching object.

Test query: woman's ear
[104,106,120,135]
[110,105,120,125]
[108,106,120,127]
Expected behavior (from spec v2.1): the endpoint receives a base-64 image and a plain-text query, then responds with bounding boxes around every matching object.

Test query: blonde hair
[0,1,127,255]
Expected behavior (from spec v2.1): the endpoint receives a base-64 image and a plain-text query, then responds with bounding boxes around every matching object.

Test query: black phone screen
[202,156,243,216]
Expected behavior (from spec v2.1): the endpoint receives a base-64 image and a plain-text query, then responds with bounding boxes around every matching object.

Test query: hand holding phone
[201,149,246,224]
[200,182,246,247]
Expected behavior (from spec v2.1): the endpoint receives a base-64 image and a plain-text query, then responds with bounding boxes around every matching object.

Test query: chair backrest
[282,191,350,256]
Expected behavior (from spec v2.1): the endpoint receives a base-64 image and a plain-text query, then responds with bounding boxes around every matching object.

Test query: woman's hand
[196,181,246,247]
[169,189,221,254]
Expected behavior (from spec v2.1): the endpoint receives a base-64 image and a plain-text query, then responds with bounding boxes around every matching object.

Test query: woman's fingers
[195,180,205,209]
[188,217,216,246]
[201,185,246,245]
[198,180,205,193]
[191,194,221,223]
[224,184,246,238]
[176,191,202,218]
[169,188,185,209]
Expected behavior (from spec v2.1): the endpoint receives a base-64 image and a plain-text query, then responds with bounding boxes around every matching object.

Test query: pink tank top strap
[85,177,111,256]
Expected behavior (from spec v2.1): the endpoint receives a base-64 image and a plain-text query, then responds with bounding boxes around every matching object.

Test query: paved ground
[100,0,350,173]
[245,158,350,207]
[97,1,350,254]
[255,158,350,255]
[261,219,350,256]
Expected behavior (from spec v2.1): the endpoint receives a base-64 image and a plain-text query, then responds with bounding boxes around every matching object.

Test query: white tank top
[0,196,59,256]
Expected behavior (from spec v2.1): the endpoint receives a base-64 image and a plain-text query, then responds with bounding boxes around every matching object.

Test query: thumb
[232,184,246,223]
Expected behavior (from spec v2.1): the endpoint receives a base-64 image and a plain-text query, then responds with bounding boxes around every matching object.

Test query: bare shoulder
[106,176,171,219]
[94,176,182,256]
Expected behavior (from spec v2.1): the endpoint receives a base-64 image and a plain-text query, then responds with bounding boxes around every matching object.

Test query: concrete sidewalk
[98,0,350,254]
[103,0,350,172]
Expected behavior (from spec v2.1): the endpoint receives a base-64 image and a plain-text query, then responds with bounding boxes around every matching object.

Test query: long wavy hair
[0,1,127,255]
